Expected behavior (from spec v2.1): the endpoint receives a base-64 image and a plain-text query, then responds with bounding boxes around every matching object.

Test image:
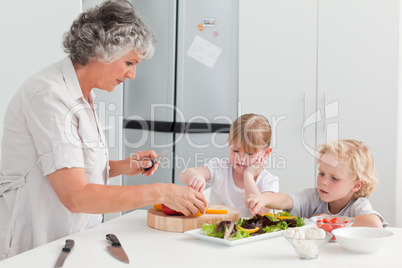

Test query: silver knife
[143,150,169,171]
[54,239,74,268]
[106,234,130,264]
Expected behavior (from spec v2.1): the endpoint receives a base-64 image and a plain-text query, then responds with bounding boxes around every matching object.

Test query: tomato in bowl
[309,216,355,241]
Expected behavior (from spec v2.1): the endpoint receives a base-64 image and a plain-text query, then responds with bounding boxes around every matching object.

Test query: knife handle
[63,239,75,252]
[143,159,155,172]
[106,234,121,246]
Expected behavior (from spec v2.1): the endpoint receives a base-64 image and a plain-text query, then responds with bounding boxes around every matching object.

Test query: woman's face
[95,50,142,92]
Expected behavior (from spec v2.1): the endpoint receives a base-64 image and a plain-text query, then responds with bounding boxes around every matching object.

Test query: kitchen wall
[0,0,81,162]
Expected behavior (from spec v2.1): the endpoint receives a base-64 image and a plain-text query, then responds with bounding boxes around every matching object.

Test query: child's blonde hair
[316,139,378,198]
[228,113,271,154]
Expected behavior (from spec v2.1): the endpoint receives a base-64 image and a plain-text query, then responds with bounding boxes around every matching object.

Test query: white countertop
[1,210,400,267]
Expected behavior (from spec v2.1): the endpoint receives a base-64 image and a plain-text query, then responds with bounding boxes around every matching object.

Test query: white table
[1,210,400,267]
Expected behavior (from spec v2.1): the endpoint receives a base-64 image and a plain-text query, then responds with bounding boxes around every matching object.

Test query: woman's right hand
[125,150,159,176]
[161,184,207,216]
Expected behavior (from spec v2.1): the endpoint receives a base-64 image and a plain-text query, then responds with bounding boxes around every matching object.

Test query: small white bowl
[332,227,393,254]
[283,229,333,260]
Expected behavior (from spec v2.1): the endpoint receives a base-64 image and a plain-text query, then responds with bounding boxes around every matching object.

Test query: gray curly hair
[63,0,156,66]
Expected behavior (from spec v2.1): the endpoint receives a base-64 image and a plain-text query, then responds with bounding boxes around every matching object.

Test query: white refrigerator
[123,0,239,196]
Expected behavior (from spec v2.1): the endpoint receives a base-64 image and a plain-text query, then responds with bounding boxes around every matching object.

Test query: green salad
[201,211,305,241]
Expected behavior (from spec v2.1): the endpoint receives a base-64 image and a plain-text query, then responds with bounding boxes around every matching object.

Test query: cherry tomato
[330,218,339,223]
[344,220,349,223]
[321,225,333,232]
[323,218,330,223]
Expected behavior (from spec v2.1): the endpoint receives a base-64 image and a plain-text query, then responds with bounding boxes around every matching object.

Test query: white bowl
[309,215,355,242]
[332,227,393,254]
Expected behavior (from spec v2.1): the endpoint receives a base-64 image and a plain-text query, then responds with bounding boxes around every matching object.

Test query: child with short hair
[246,139,387,228]
[179,113,279,217]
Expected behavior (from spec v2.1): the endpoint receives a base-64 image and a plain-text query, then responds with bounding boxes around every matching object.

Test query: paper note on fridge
[187,35,222,68]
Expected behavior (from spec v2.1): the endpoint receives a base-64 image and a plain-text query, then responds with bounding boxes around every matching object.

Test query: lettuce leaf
[202,223,250,240]
[202,223,224,238]
[295,217,305,227]
[262,221,289,233]
[230,229,250,240]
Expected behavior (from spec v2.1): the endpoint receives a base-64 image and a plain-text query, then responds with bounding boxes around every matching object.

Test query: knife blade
[54,239,74,268]
[106,234,129,264]
[143,150,169,171]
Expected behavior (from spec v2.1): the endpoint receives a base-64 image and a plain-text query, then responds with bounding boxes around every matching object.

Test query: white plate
[185,220,313,246]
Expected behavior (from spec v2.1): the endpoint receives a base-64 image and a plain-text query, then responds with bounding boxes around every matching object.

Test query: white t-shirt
[205,157,279,217]
[288,188,388,227]
[0,57,108,259]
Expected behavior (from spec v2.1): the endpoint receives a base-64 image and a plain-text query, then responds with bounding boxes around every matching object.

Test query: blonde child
[246,139,387,228]
[180,113,279,217]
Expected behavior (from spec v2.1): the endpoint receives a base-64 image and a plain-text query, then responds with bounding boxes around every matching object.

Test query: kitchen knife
[143,150,169,171]
[54,239,74,268]
[106,234,130,264]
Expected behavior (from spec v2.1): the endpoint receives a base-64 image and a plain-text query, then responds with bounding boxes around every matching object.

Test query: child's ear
[264,147,273,159]
[352,180,363,192]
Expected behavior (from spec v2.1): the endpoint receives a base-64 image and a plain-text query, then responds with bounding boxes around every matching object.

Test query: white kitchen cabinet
[239,0,400,226]
[239,0,318,197]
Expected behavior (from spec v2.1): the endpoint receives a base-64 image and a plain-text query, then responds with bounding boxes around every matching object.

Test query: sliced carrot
[262,213,275,218]
[205,208,228,214]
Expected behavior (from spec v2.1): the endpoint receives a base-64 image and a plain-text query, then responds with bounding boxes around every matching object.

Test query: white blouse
[0,57,108,259]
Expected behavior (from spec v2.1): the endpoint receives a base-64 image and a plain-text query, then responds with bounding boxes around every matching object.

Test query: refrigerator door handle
[124,120,231,134]
[124,120,174,133]
[174,122,231,134]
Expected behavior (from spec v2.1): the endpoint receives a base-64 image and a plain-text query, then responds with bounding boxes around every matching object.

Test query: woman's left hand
[124,150,159,176]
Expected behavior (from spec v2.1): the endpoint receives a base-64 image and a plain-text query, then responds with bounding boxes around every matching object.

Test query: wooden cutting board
[147,204,241,233]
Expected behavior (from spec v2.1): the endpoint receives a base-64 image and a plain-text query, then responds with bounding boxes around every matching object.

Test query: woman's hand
[161,184,208,216]
[124,150,158,176]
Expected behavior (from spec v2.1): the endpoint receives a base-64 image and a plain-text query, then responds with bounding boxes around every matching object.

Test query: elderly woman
[0,0,206,259]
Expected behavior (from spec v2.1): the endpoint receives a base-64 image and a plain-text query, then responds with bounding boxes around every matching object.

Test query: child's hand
[245,156,267,177]
[187,175,206,193]
[245,193,268,216]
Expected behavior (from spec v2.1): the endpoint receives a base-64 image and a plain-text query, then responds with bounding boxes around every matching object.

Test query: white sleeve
[24,87,85,176]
